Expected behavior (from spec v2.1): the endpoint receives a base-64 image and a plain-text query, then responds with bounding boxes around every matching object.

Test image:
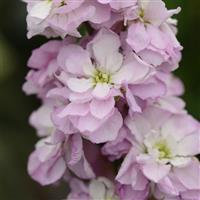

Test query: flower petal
[58,44,93,76]
[88,29,121,70]
[177,132,200,156]
[174,159,200,190]
[28,151,66,186]
[127,23,150,53]
[90,97,115,119]
[92,83,110,99]
[58,103,89,118]
[142,162,171,183]
[83,109,123,144]
[30,0,52,20]
[112,53,153,84]
[161,115,198,141]
[67,78,93,93]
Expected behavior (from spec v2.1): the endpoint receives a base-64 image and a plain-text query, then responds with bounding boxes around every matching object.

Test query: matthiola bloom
[29,103,55,137]
[157,72,184,97]
[125,0,182,71]
[145,72,186,114]
[117,106,200,197]
[23,40,63,98]
[28,132,95,185]
[24,0,111,38]
[67,177,119,200]
[54,28,153,143]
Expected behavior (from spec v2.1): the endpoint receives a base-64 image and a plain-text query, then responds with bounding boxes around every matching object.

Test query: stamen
[93,70,111,85]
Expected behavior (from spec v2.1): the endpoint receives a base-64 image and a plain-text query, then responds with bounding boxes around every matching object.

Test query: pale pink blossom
[23,40,63,98]
[125,0,182,71]
[24,0,111,38]
[28,132,95,185]
[55,28,153,143]
[116,106,200,197]
[29,103,55,137]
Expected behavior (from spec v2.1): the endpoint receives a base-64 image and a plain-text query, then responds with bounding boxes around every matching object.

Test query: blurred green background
[0,1,199,200]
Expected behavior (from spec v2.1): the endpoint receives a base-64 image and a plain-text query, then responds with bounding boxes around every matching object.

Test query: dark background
[0,1,199,199]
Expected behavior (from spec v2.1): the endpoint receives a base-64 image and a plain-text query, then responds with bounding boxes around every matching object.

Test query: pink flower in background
[145,72,186,114]
[29,103,55,137]
[125,0,182,71]
[24,0,111,38]
[28,132,95,185]
[23,40,63,98]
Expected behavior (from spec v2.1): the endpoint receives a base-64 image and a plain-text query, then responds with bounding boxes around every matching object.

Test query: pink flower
[23,40,63,98]
[116,106,200,197]
[23,0,111,38]
[28,132,95,185]
[156,72,184,97]
[125,0,182,71]
[54,28,153,143]
[29,103,55,137]
[59,28,151,100]
[145,72,186,114]
[125,0,180,27]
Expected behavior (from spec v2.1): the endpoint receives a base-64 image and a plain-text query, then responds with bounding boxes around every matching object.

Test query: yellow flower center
[93,70,111,85]
[139,9,145,18]
[154,140,171,159]
[138,8,150,24]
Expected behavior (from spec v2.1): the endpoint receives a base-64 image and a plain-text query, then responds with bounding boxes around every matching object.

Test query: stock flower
[117,106,200,197]
[23,40,63,98]
[29,103,55,137]
[67,177,119,200]
[24,0,111,38]
[145,72,186,114]
[125,0,182,71]
[28,132,95,185]
[55,28,153,143]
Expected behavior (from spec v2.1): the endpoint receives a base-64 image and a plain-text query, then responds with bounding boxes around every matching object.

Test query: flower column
[23,0,200,199]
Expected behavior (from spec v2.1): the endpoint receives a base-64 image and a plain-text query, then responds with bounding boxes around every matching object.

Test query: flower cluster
[23,0,200,199]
